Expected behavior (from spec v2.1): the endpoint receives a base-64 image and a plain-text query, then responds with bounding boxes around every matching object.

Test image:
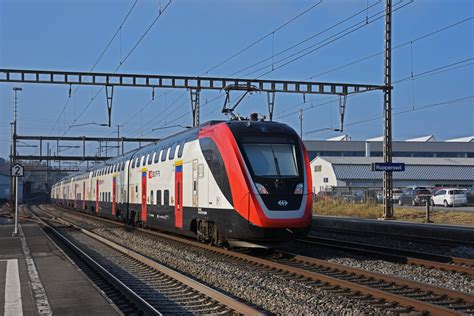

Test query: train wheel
[211,224,227,247]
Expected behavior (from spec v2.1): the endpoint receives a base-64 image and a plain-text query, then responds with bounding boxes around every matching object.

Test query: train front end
[199,120,312,243]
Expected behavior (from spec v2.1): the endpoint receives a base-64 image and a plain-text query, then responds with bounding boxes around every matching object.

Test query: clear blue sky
[0,0,473,160]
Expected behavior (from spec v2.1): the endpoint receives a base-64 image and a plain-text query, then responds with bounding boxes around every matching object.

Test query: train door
[96,179,99,214]
[82,182,86,210]
[112,176,117,216]
[74,184,77,209]
[141,168,147,223]
[175,161,183,228]
[192,159,198,207]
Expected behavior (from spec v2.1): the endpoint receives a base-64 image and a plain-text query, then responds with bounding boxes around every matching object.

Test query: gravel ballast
[42,205,473,313]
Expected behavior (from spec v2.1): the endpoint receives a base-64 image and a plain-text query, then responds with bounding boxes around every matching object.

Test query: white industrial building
[310,157,474,193]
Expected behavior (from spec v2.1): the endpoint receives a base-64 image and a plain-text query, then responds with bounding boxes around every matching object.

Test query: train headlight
[255,183,269,194]
[294,183,304,194]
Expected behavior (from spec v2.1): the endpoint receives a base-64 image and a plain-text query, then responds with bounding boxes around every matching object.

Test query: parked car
[393,189,403,202]
[375,189,403,204]
[398,187,432,206]
[463,188,474,205]
[431,188,468,207]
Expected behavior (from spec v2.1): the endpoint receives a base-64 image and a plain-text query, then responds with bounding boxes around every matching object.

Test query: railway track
[297,236,474,276]
[314,226,474,248]
[41,204,474,315]
[28,205,260,315]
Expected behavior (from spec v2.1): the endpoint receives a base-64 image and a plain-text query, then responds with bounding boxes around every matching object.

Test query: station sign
[11,163,24,177]
[371,162,405,172]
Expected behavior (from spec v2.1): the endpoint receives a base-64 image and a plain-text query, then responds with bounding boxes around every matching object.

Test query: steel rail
[27,206,162,316]
[313,226,474,248]
[297,236,474,276]
[43,204,474,315]
[33,205,261,315]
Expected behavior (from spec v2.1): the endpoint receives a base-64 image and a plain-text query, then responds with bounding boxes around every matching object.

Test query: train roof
[53,119,297,184]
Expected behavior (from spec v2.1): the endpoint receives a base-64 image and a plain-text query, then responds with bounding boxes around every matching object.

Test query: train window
[131,159,135,169]
[177,140,185,158]
[163,190,169,206]
[140,156,145,167]
[161,148,167,162]
[153,151,159,163]
[150,190,154,204]
[135,157,139,168]
[108,192,111,202]
[147,154,153,165]
[169,143,178,160]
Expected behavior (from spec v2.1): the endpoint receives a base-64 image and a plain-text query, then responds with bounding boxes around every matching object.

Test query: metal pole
[298,108,303,139]
[9,123,14,203]
[382,0,393,219]
[14,176,18,236]
[12,88,21,205]
[425,200,432,223]
[117,125,120,156]
[46,143,49,202]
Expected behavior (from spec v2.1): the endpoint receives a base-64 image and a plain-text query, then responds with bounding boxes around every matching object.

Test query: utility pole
[298,108,303,139]
[11,87,22,205]
[46,143,50,202]
[382,0,393,219]
[116,124,123,155]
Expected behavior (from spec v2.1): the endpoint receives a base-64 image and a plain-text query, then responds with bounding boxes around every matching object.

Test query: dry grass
[314,199,474,226]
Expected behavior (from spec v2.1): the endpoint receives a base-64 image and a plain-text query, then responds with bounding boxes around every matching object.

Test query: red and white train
[51,119,312,245]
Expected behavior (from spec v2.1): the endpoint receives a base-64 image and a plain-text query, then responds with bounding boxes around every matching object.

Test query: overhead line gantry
[0,68,384,127]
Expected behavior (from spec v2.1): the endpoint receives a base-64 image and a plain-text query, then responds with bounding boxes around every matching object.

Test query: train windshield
[242,143,298,177]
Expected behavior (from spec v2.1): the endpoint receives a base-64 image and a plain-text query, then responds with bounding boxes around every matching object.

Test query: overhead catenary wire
[277,56,474,120]
[124,1,327,135]
[125,1,325,134]
[64,0,173,135]
[305,95,474,135]
[132,0,386,133]
[203,0,324,75]
[227,0,384,78]
[49,0,139,136]
[308,16,474,79]
[243,0,413,79]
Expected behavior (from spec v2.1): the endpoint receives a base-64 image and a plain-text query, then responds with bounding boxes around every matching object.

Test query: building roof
[405,135,436,142]
[313,157,474,181]
[445,136,474,143]
[366,136,383,142]
[315,157,474,165]
[326,135,350,141]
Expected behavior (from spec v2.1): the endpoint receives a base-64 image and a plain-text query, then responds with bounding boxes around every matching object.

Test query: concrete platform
[0,214,118,315]
[312,215,474,242]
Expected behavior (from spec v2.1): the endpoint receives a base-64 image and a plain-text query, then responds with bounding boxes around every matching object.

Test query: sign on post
[11,163,23,237]
[371,162,405,172]
[11,163,24,177]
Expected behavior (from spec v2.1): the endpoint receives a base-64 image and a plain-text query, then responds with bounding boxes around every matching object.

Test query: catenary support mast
[383,0,394,219]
